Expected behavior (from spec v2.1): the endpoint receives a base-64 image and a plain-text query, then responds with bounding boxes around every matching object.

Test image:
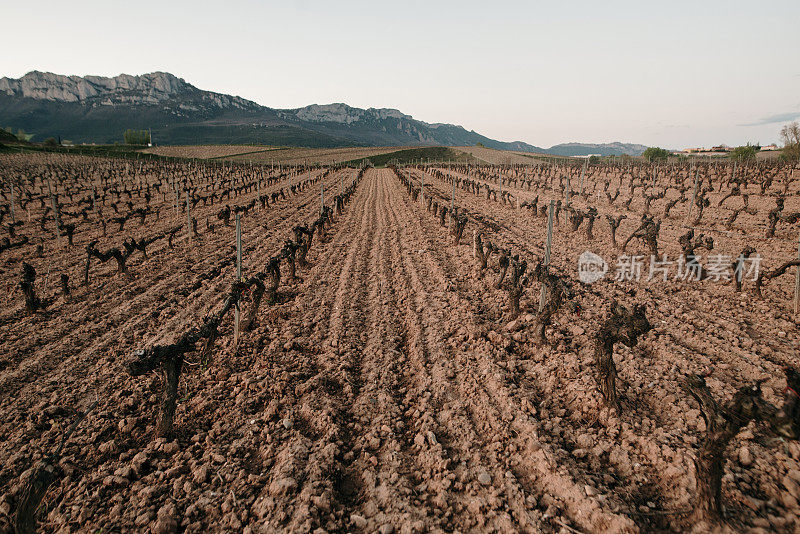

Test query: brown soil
[1,155,800,534]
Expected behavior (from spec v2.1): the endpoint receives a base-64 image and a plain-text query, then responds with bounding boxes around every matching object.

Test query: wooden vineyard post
[340,172,343,197]
[186,190,192,245]
[47,179,63,249]
[234,213,242,348]
[578,159,587,196]
[451,177,456,215]
[564,174,571,225]
[539,200,555,312]
[9,182,14,223]
[687,167,699,222]
[321,181,325,215]
[795,231,800,315]
[420,171,424,204]
[499,173,502,199]
[173,181,179,219]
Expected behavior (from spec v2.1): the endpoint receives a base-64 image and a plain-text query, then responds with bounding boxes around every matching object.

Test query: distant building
[761,144,780,151]
[711,145,731,152]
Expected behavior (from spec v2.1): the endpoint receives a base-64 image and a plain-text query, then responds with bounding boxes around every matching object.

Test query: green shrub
[16,129,34,142]
[730,144,758,161]
[642,147,671,161]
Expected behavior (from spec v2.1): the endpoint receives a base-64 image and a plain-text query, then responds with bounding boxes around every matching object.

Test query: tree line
[123,129,151,145]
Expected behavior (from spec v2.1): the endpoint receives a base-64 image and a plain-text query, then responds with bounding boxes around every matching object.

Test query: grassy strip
[0,143,262,163]
[341,146,480,167]
[515,151,572,161]
[208,146,288,160]
[0,143,161,160]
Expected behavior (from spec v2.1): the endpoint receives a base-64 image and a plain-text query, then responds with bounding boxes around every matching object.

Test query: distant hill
[0,71,648,156]
[545,142,648,157]
[0,129,17,143]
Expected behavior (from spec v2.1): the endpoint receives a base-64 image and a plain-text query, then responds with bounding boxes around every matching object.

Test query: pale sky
[4,0,799,149]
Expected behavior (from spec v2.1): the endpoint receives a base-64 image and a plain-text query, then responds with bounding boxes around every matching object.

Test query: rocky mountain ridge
[0,71,647,155]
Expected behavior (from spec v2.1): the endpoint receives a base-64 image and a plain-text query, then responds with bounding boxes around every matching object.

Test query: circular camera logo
[578,251,608,284]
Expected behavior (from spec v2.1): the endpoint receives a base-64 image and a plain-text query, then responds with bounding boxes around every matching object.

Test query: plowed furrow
[393,170,639,533]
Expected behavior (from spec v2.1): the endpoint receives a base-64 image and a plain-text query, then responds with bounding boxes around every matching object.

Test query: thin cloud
[741,111,800,126]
